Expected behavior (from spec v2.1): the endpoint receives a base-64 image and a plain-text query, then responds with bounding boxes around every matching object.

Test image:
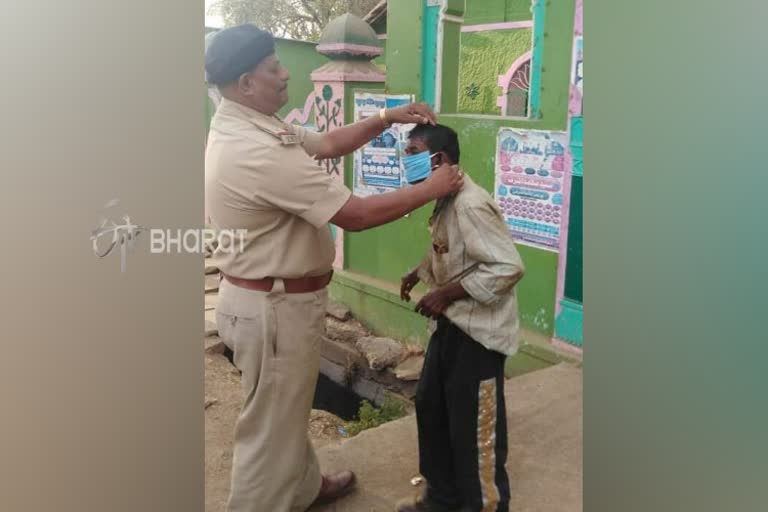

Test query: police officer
[205,24,464,512]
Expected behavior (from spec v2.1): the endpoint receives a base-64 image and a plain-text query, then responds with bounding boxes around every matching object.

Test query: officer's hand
[386,103,437,126]
[423,163,464,199]
[400,270,420,302]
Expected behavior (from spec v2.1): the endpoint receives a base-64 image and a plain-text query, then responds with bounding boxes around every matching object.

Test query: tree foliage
[209,0,381,41]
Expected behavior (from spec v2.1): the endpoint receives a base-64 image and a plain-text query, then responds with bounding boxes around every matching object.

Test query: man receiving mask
[398,124,525,512]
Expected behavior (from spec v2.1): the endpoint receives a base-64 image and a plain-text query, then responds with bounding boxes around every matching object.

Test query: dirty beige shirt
[205,97,351,279]
[417,174,525,356]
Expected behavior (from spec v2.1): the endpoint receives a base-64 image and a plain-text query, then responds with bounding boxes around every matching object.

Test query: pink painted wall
[312,81,346,269]
[553,0,583,352]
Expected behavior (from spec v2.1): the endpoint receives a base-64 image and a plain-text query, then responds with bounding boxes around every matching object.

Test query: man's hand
[421,163,464,199]
[385,102,437,126]
[415,282,469,319]
[415,288,454,319]
[400,270,420,302]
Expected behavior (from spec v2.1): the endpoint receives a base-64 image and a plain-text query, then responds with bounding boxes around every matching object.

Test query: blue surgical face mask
[402,151,438,184]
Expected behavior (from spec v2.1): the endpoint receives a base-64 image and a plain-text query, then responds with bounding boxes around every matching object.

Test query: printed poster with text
[494,129,569,252]
[353,92,414,197]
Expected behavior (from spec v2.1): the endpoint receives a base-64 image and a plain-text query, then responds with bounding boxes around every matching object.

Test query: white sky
[205,0,224,28]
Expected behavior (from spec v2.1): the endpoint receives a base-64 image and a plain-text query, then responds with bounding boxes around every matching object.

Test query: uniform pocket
[215,311,236,352]
[270,292,326,363]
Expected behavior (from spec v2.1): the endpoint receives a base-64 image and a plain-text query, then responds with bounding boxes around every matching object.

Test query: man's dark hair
[408,123,460,164]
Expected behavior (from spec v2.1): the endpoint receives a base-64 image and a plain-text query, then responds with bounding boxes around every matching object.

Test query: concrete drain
[313,373,365,421]
[219,344,380,422]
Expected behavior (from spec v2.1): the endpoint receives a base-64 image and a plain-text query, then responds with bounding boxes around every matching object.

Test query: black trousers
[415,318,510,512]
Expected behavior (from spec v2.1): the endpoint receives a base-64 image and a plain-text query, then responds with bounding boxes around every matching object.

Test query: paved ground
[310,363,583,512]
[204,352,344,512]
[204,267,582,512]
[204,353,241,512]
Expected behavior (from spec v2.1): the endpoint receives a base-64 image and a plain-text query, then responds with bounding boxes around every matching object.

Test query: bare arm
[315,114,390,160]
[313,103,437,160]
[331,163,463,232]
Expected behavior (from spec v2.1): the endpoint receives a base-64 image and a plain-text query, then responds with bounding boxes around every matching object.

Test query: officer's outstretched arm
[315,103,437,160]
[330,163,463,232]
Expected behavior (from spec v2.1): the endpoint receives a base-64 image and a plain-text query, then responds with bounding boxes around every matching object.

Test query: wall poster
[352,92,414,197]
[494,128,569,252]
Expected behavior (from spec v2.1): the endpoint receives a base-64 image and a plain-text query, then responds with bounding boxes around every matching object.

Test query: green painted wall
[564,115,583,303]
[385,0,423,97]
[440,21,462,113]
[342,109,562,334]
[528,0,546,119]
[274,38,327,118]
[564,177,583,302]
[330,270,429,347]
[345,200,433,281]
[505,0,535,22]
[335,0,575,339]
[515,245,558,333]
[465,0,532,24]
[436,116,559,334]
[442,1,575,333]
[445,0,465,16]
[374,39,387,69]
[458,29,532,115]
[555,298,582,346]
[329,268,575,375]
[520,0,573,127]
[422,2,440,109]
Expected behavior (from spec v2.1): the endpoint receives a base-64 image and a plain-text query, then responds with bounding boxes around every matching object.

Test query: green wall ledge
[329,269,580,378]
[555,297,583,347]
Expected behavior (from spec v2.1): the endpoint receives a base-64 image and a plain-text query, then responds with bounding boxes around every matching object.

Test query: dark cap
[205,24,275,86]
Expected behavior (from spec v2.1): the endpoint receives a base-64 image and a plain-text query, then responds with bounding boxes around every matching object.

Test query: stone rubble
[203,257,425,406]
[355,336,406,371]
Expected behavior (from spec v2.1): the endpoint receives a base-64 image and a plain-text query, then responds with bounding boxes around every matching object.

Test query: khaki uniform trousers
[216,277,327,512]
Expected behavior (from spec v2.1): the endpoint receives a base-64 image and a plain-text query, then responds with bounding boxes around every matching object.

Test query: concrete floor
[310,363,583,512]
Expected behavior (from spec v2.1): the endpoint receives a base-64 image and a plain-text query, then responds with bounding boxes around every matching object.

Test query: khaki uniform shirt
[205,97,351,279]
[417,175,525,356]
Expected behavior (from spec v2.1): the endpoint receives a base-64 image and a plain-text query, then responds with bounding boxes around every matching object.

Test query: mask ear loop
[429,152,440,170]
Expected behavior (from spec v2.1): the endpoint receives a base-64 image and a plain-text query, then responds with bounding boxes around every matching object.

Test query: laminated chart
[352,92,413,197]
[494,128,569,251]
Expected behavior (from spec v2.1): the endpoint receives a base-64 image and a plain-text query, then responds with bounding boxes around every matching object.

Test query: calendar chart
[494,129,569,252]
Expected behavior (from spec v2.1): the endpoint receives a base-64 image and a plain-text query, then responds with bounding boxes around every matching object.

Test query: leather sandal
[311,470,357,506]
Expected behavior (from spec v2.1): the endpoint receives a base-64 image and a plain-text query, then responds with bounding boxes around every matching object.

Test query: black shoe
[394,495,464,512]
